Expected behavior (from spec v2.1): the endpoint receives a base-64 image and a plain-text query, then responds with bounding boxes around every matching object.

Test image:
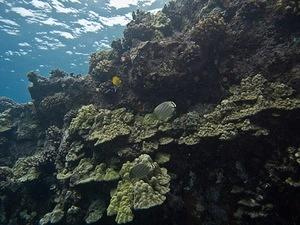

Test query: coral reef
[1,0,300,225]
[0,111,13,133]
[275,0,300,16]
[107,154,170,224]
[85,199,106,224]
[0,97,17,113]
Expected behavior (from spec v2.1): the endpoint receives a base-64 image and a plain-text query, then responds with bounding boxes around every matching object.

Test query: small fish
[153,101,176,121]
[121,56,126,62]
[129,163,152,179]
[112,75,122,87]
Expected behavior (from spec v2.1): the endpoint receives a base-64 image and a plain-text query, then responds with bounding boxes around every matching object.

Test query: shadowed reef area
[1,0,300,225]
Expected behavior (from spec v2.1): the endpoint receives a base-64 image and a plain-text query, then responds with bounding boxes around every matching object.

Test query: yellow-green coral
[68,75,300,149]
[141,141,159,153]
[12,153,46,183]
[89,122,131,146]
[65,141,84,162]
[57,158,119,186]
[178,74,300,145]
[69,105,98,134]
[129,114,165,143]
[69,105,134,145]
[159,137,174,145]
[88,108,133,145]
[69,105,174,148]
[155,153,171,164]
[133,167,170,209]
[107,180,134,224]
[107,154,171,224]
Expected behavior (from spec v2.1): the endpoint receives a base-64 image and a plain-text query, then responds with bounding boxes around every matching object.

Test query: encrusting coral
[68,104,98,135]
[57,158,119,186]
[69,105,133,146]
[178,74,300,145]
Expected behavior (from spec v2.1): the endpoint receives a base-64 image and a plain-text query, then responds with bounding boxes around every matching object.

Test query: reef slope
[1,0,300,225]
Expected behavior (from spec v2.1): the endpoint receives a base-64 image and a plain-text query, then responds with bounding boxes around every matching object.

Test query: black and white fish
[153,101,176,121]
[129,163,153,179]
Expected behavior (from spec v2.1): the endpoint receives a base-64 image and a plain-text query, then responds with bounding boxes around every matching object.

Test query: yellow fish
[112,75,122,87]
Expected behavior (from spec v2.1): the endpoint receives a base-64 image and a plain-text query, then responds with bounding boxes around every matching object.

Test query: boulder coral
[107,154,171,224]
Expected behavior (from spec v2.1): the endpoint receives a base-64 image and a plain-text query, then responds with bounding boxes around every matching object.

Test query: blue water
[0,0,168,103]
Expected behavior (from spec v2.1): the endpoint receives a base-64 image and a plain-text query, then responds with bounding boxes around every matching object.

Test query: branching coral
[39,92,69,113]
